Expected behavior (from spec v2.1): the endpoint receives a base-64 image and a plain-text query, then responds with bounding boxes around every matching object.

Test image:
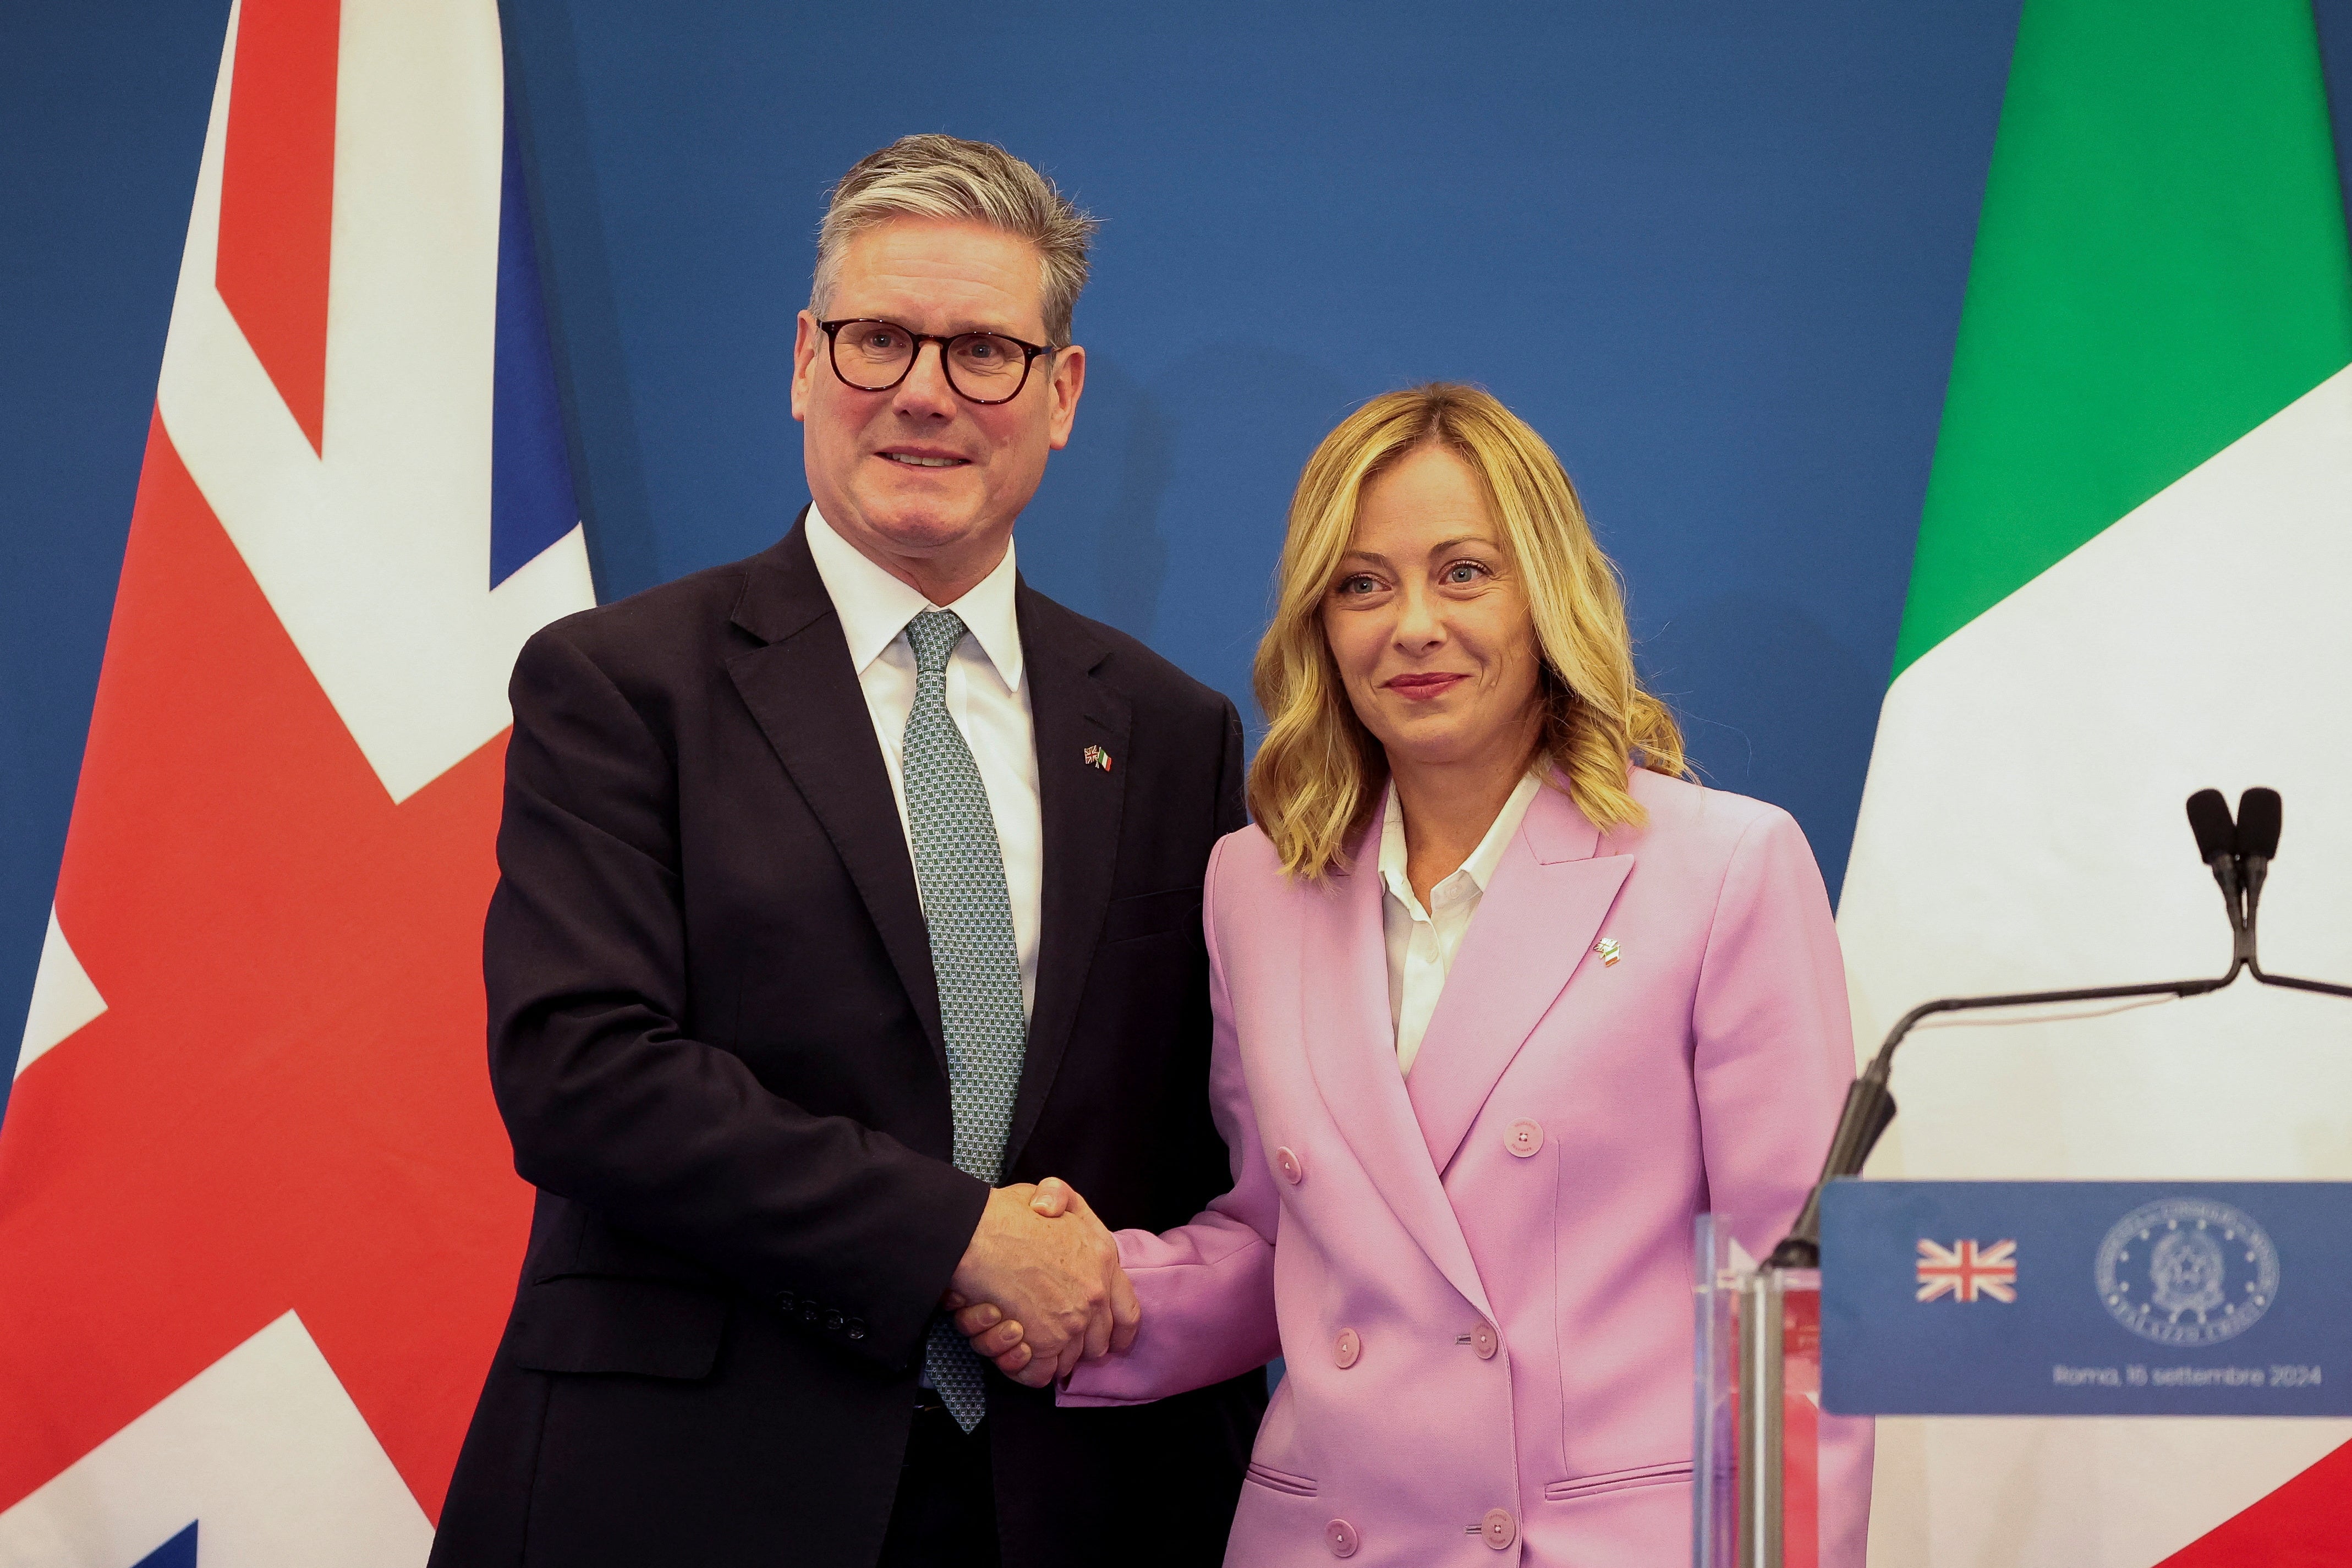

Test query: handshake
[942,1178,1136,1389]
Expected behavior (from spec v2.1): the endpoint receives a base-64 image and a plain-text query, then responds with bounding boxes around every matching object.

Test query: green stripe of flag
[1890,0,2352,681]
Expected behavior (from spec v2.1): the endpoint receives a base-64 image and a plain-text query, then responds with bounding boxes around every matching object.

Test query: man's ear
[1046,343,1087,451]
[789,311,819,423]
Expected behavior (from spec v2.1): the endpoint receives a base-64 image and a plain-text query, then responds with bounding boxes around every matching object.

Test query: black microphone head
[2238,788,2282,859]
[2186,789,2236,863]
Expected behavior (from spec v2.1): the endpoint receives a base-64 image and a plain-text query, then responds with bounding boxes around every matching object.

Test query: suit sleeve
[485,625,988,1372]
[1060,834,1282,1405]
[1690,805,1872,1568]
[1215,697,1248,836]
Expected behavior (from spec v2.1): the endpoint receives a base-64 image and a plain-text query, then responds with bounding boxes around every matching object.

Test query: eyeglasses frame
[815,317,1059,406]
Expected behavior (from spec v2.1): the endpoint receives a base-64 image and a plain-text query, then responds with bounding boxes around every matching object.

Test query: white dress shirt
[1378,770,1545,1076]
[804,503,1042,1018]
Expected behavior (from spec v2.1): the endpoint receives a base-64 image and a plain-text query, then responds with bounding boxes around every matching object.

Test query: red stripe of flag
[215,0,341,456]
[2158,1439,2352,1567]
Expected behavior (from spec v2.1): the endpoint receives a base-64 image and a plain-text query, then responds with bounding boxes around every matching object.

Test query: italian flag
[1835,2,2352,1564]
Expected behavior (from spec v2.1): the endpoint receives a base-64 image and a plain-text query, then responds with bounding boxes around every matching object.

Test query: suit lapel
[1001,584,1130,1169]
[1300,837,1495,1319]
[1406,782,1632,1176]
[725,517,946,1071]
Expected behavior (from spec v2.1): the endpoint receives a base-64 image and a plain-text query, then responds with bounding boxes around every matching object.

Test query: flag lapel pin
[1594,936,1621,966]
[1082,745,1113,772]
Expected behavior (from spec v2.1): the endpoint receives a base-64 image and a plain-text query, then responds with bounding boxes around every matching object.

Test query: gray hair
[812,134,1097,348]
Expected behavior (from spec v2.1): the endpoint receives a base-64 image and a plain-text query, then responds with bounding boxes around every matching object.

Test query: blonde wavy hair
[1249,383,1686,879]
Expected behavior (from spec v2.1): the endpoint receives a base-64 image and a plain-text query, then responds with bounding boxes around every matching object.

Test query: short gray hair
[812,134,1097,348]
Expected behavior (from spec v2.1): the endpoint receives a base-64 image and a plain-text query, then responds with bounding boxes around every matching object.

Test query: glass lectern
[1693,1214,1821,1568]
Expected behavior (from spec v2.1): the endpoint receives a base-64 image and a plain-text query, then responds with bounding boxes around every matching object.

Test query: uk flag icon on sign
[1916,1238,2017,1303]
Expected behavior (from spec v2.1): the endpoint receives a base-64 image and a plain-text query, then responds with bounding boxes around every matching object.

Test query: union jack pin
[1082,745,1113,772]
[1594,936,1621,966]
[1916,1237,2017,1303]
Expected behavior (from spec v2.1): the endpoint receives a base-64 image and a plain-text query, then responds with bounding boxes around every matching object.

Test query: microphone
[2238,787,2282,857]
[2186,788,2237,862]
[2238,787,2280,940]
[2186,788,2245,947]
[1764,789,2255,1270]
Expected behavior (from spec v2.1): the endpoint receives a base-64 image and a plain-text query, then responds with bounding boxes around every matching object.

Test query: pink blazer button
[1470,1320,1498,1359]
[1505,1119,1543,1158]
[1275,1146,1304,1184]
[1481,1507,1516,1549]
[1325,1518,1360,1558]
[1334,1328,1361,1368]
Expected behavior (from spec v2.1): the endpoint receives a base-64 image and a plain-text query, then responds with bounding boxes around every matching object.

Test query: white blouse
[1377,771,1544,1075]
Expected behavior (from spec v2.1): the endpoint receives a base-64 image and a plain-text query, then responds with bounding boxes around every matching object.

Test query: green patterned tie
[902,608,1027,1432]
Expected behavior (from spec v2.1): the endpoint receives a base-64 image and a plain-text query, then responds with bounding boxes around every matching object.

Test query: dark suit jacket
[430,518,1264,1568]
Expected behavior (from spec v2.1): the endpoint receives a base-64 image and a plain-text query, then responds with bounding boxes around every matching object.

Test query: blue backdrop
[7,3,2352,1117]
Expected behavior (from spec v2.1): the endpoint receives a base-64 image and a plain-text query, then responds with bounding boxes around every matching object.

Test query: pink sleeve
[1060,836,1282,1406]
[1690,807,1873,1567]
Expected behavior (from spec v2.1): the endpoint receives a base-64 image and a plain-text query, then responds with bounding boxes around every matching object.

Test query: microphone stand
[1766,788,2352,1271]
[2249,964,2352,1001]
[2244,854,2352,1003]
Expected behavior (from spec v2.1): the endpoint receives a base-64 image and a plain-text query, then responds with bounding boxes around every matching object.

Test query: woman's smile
[1382,671,1470,700]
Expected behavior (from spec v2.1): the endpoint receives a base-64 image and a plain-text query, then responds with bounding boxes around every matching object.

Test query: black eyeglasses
[817,318,1056,405]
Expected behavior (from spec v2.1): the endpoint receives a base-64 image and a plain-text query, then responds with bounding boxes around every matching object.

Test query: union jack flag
[1916,1237,2018,1303]
[0,1,590,1560]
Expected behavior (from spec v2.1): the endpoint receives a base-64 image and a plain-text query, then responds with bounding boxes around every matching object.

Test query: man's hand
[944,1179,1136,1388]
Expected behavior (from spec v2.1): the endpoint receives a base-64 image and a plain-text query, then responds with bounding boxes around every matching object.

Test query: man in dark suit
[430,134,1263,1567]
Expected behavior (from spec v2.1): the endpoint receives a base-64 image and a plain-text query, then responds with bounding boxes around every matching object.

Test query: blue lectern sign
[1819,1180,2352,1416]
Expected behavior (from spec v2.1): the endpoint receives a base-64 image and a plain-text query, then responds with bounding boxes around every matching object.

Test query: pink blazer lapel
[1297,836,1495,1319]
[1405,782,1632,1176]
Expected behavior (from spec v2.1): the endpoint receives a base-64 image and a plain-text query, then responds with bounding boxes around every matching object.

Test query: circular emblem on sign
[2094,1198,2279,1347]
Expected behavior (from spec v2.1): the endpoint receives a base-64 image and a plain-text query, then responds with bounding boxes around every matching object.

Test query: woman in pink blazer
[958,385,1869,1566]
